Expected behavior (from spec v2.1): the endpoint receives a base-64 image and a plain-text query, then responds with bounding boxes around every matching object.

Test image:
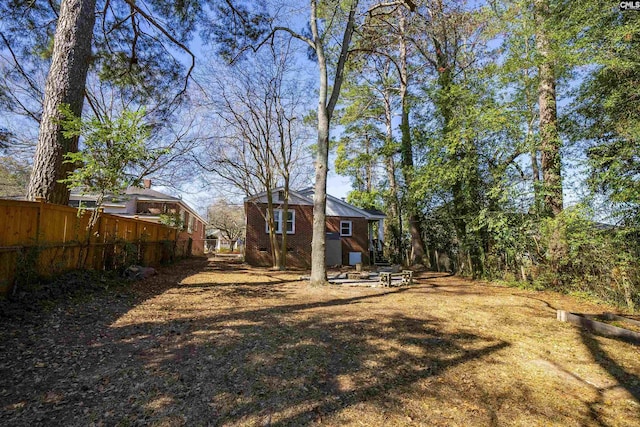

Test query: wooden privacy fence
[0,198,190,295]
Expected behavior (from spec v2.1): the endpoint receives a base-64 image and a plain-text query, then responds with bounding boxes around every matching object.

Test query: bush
[477,206,640,310]
[534,207,639,310]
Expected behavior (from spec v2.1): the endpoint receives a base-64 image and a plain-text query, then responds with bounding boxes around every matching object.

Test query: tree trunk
[310,106,330,284]
[26,0,97,204]
[309,1,330,285]
[523,35,543,215]
[278,184,289,271]
[534,0,563,216]
[398,14,427,265]
[309,0,357,285]
[365,134,373,192]
[531,142,542,213]
[265,188,281,269]
[383,87,402,261]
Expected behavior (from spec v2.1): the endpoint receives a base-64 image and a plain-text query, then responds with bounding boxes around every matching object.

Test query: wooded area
[0,199,188,294]
[1,0,639,307]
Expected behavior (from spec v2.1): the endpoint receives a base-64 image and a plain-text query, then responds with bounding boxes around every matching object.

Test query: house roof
[69,186,207,224]
[69,192,127,208]
[244,188,313,206]
[125,187,182,202]
[363,207,386,217]
[246,187,386,220]
[320,191,386,220]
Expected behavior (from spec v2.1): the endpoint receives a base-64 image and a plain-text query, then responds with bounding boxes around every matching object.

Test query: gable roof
[246,187,385,220]
[363,207,386,217]
[299,188,386,220]
[244,188,313,206]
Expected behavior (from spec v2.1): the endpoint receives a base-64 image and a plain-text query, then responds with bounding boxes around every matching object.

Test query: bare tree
[207,199,246,250]
[197,39,313,269]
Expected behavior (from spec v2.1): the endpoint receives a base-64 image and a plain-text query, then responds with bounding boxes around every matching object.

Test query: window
[340,220,352,236]
[70,200,97,209]
[266,209,295,234]
[284,210,295,234]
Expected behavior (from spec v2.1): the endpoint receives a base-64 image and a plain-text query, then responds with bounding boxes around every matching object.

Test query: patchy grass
[1,257,639,426]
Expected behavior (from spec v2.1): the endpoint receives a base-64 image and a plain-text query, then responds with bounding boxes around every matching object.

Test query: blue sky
[173,165,353,217]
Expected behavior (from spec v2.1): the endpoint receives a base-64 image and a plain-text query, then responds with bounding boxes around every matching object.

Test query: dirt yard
[1,256,639,426]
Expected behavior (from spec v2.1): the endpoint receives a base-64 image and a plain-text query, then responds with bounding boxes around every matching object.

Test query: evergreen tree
[1,0,222,204]
[571,2,640,224]
[25,0,97,204]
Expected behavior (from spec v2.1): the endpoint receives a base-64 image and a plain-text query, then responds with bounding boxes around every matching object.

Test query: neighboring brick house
[69,179,207,255]
[244,188,385,268]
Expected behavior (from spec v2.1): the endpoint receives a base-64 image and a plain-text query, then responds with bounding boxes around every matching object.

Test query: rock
[123,266,157,281]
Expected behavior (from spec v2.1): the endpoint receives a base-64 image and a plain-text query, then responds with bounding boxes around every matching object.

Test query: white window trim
[265,210,278,233]
[340,220,352,237]
[265,209,295,235]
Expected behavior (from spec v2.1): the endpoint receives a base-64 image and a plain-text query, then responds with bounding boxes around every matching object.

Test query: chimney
[143,179,152,189]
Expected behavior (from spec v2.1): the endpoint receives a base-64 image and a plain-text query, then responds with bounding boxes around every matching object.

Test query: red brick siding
[326,216,370,265]
[245,203,314,268]
[192,219,206,255]
[176,218,206,256]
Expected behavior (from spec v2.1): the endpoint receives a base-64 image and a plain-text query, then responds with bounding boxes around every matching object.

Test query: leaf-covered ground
[1,256,639,426]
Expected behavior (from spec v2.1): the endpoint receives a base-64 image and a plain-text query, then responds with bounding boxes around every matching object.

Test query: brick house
[244,188,386,268]
[69,179,207,255]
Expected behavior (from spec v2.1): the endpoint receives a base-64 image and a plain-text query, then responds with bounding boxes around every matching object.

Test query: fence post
[35,197,45,245]
[34,197,46,275]
[134,215,141,263]
[95,207,104,270]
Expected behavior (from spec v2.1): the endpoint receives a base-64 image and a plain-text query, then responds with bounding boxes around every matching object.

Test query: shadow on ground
[0,257,509,426]
[580,330,640,425]
[1,257,638,426]
[0,257,208,423]
[106,291,508,425]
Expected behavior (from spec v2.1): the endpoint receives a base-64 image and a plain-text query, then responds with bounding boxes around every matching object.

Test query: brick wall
[245,202,314,268]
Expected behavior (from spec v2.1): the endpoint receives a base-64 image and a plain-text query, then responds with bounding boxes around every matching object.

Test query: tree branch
[121,0,195,96]
[327,3,357,116]
[230,26,314,64]
[0,32,44,116]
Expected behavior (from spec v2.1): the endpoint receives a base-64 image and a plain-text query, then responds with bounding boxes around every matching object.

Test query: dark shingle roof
[363,207,385,216]
[125,187,181,201]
